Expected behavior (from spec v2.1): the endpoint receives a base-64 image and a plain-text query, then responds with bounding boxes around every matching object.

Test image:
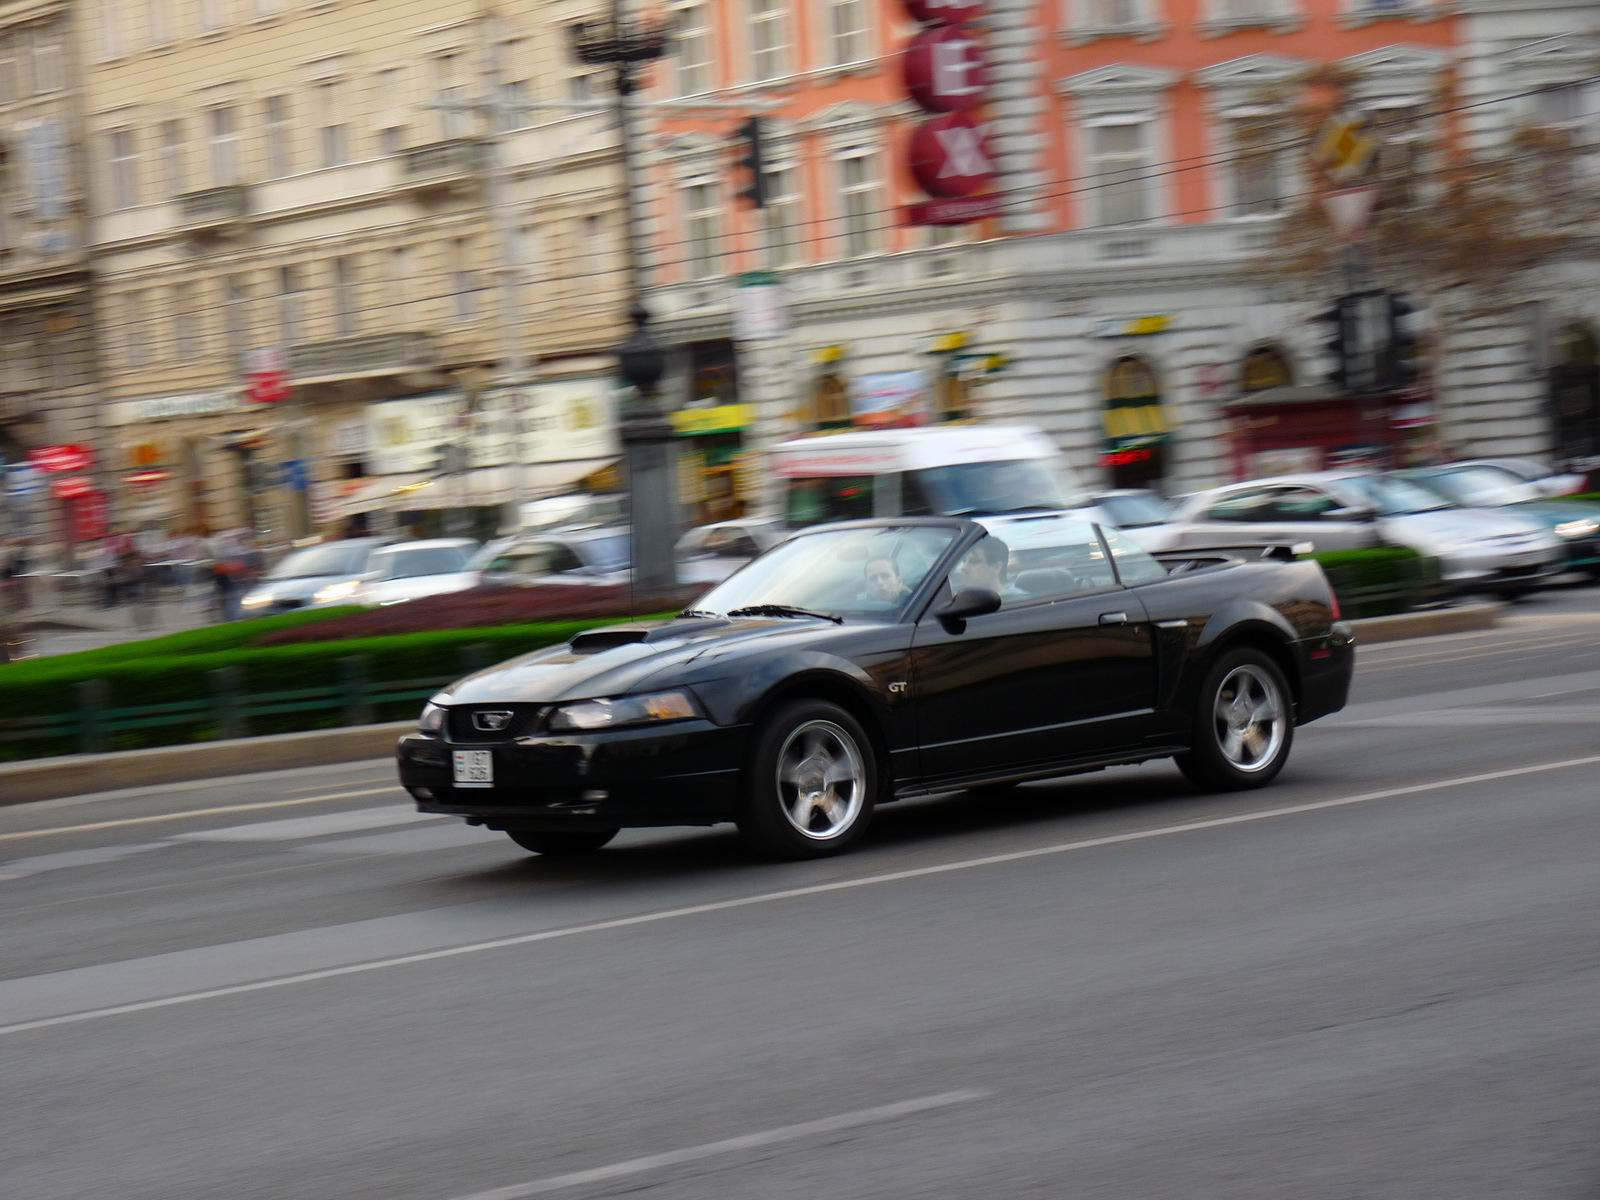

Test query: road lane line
[0,786,404,843]
[1358,641,1600,673]
[441,1090,992,1200]
[2,751,1597,1039]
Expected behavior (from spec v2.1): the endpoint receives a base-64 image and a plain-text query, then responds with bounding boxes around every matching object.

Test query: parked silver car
[344,539,480,607]
[470,526,631,588]
[240,537,396,613]
[1163,472,1563,597]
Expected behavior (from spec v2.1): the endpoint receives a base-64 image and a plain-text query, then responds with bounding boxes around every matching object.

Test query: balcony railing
[288,332,439,382]
[178,185,251,227]
[399,140,487,191]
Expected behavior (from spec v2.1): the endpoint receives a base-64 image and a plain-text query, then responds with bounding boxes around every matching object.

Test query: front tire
[1176,648,1294,791]
[505,827,618,857]
[737,700,878,859]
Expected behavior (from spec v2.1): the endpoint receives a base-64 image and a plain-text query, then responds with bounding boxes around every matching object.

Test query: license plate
[452,750,494,789]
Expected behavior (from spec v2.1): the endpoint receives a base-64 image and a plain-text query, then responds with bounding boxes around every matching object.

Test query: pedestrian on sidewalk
[210,529,247,621]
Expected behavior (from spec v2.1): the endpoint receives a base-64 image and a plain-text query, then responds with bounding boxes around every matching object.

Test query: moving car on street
[1401,465,1600,578]
[240,537,395,613]
[1161,472,1562,598]
[398,515,1354,860]
[469,526,631,589]
[675,517,785,585]
[344,539,480,607]
[1455,458,1587,499]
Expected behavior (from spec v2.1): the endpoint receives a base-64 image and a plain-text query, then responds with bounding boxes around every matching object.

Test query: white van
[771,424,1084,529]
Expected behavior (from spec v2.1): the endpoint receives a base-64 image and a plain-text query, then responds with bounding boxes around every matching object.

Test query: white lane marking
[0,843,166,882]
[442,1090,991,1200]
[170,808,442,843]
[1358,640,1600,673]
[0,787,403,844]
[8,760,398,813]
[1,751,1597,1040]
[1357,629,1582,659]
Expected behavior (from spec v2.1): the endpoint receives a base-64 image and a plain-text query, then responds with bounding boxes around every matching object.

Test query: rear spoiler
[1152,542,1315,565]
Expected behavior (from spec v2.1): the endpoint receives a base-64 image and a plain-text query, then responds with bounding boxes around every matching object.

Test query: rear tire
[1176,647,1294,792]
[505,827,618,857]
[737,699,878,860]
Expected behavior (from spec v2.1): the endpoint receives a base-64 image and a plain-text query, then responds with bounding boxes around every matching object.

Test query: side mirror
[1327,505,1378,523]
[936,587,1002,634]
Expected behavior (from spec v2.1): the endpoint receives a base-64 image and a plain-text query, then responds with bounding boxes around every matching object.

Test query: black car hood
[438,617,850,705]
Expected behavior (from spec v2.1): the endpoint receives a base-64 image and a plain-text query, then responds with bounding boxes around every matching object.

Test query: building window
[749,0,791,82]
[200,0,227,34]
[109,129,140,210]
[765,163,804,267]
[277,266,300,346]
[1089,0,1141,24]
[381,125,405,158]
[174,285,199,360]
[100,1,122,59]
[838,150,880,257]
[569,63,600,104]
[1228,116,1284,217]
[32,29,62,93]
[451,239,477,321]
[497,79,528,132]
[158,119,184,198]
[224,276,248,368]
[265,96,291,178]
[1367,102,1423,208]
[436,54,469,139]
[148,0,173,47]
[318,82,349,168]
[127,291,150,367]
[389,245,410,284]
[676,4,712,95]
[1215,0,1275,17]
[1085,119,1155,225]
[209,107,239,186]
[332,257,356,337]
[828,0,871,66]
[0,40,16,105]
[684,181,722,280]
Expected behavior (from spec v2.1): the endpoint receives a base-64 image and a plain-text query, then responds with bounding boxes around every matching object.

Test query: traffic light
[1386,292,1424,387]
[734,116,767,209]
[1314,298,1349,393]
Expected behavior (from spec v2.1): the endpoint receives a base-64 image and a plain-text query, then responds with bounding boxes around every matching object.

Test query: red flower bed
[255,584,700,646]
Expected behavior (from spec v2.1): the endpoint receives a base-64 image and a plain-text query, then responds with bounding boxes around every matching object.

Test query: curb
[0,603,1504,808]
[1346,602,1502,645]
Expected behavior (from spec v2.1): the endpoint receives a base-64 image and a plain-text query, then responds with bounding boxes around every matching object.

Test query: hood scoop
[568,619,727,655]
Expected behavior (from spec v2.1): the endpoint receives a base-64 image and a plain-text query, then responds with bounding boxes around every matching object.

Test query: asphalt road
[4,587,1599,1200]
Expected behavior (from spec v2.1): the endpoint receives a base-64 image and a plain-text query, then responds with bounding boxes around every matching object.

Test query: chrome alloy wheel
[776,719,866,841]
[1213,664,1287,773]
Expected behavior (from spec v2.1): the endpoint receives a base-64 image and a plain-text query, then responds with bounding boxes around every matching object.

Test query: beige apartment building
[80,0,630,539]
[1,0,100,549]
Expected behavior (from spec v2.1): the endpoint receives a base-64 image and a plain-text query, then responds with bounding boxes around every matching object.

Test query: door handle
[1099,611,1129,626]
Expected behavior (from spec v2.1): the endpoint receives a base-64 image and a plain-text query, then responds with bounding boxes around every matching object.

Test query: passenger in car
[954,537,1019,599]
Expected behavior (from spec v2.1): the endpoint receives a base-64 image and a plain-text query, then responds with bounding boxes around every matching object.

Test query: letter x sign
[911,113,996,198]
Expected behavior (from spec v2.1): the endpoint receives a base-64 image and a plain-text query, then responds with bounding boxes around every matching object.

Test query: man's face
[865,559,902,603]
[958,556,1003,593]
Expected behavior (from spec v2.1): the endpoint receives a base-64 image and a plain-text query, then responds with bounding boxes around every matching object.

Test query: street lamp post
[571,5,679,594]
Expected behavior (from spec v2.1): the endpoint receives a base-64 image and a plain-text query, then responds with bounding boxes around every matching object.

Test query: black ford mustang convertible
[398,516,1353,859]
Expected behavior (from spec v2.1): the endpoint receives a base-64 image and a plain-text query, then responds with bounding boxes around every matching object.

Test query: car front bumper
[1436,545,1562,591]
[396,719,749,830]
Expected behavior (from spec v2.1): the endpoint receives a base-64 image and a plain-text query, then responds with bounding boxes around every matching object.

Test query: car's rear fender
[1186,605,1306,716]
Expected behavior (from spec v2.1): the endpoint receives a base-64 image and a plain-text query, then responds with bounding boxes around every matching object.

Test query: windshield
[579,534,629,570]
[695,525,958,620]
[1419,468,1538,507]
[372,545,470,579]
[1097,492,1173,528]
[907,459,1076,517]
[269,542,374,579]
[1346,475,1452,517]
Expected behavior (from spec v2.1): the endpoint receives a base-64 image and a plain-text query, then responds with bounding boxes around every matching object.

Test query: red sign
[910,113,997,198]
[247,347,291,405]
[69,489,108,543]
[30,444,93,474]
[903,25,987,113]
[52,475,94,501]
[907,195,1005,225]
[126,468,173,489]
[902,0,984,23]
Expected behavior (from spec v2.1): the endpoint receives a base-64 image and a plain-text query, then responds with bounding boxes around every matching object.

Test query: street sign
[1321,186,1379,243]
[4,465,42,496]
[902,0,984,22]
[29,444,93,474]
[902,24,987,114]
[52,475,94,501]
[1314,113,1378,187]
[247,347,291,406]
[909,113,996,199]
[126,468,172,489]
[733,272,788,343]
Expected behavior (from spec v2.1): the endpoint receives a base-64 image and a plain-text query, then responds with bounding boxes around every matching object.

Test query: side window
[946,521,1116,606]
[726,534,761,558]
[1205,489,1274,522]
[548,545,585,574]
[1099,525,1168,586]
[1268,487,1337,520]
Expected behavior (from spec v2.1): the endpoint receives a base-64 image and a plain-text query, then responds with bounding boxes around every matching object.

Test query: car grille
[447,705,548,742]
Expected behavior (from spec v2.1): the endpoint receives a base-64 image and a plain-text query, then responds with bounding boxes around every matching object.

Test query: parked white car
[1162,472,1563,597]
[676,517,786,585]
[471,526,631,588]
[344,539,480,607]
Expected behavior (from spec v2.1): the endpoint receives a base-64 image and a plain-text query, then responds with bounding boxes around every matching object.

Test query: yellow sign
[733,452,763,500]
[671,403,753,437]
[1315,114,1378,185]
[815,345,847,365]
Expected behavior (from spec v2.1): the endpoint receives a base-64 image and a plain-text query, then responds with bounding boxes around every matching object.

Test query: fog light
[582,789,609,802]
[412,787,434,801]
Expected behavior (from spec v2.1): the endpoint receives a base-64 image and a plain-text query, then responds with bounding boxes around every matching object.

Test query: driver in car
[863,555,910,605]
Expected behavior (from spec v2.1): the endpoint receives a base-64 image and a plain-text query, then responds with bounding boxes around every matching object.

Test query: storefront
[103,390,257,534]
[1551,322,1600,466]
[670,340,753,525]
[1101,355,1171,489]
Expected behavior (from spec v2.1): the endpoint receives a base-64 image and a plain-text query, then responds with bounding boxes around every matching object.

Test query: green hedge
[1570,493,1600,503]
[0,615,671,762]
[12,607,359,674]
[1311,547,1442,619]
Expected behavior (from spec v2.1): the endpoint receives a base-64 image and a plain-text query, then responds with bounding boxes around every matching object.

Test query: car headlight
[314,580,363,605]
[1554,518,1599,539]
[241,594,272,610]
[419,702,445,735]
[548,690,699,732]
